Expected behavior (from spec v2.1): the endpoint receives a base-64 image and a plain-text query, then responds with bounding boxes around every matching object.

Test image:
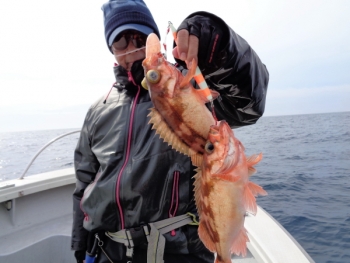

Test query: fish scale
[194,120,267,263]
[142,33,219,166]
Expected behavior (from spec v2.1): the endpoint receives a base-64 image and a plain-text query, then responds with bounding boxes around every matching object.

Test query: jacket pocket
[80,170,102,222]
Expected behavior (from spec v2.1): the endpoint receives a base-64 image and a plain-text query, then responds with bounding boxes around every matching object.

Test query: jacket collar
[113,59,144,89]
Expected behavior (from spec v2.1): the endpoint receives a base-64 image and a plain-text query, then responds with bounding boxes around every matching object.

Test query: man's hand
[172,29,199,69]
[172,13,225,74]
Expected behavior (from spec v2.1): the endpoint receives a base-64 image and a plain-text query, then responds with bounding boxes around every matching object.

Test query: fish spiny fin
[243,184,257,215]
[193,168,203,214]
[190,151,203,167]
[248,181,268,197]
[230,227,249,257]
[198,222,217,252]
[148,108,191,156]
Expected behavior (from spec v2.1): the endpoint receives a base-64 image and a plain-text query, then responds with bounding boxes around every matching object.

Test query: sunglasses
[112,31,147,51]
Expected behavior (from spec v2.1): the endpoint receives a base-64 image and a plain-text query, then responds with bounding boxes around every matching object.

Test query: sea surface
[1,111,349,263]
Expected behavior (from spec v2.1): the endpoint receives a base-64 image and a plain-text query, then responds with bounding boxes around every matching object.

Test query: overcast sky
[0,0,349,132]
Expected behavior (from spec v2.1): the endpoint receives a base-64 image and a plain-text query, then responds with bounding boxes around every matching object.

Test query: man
[71,0,269,262]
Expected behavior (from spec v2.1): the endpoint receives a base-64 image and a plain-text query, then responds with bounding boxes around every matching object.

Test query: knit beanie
[101,0,160,53]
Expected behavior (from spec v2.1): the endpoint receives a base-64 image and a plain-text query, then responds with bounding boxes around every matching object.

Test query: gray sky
[0,0,349,132]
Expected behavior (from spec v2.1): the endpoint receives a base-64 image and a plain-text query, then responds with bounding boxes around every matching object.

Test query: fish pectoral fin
[213,173,240,182]
[248,181,268,197]
[248,166,257,177]
[230,227,249,257]
[198,222,216,252]
[243,185,257,215]
[179,59,197,88]
[243,181,267,215]
[246,153,263,167]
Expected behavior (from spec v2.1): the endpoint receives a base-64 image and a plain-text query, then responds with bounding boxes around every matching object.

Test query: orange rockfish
[194,120,267,263]
[142,33,219,166]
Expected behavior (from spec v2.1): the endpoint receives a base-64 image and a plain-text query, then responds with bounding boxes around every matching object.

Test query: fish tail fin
[230,227,249,257]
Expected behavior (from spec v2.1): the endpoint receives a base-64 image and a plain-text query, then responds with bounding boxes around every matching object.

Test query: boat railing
[19,130,81,180]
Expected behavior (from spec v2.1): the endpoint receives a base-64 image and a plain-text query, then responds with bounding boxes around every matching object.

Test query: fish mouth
[145,33,161,58]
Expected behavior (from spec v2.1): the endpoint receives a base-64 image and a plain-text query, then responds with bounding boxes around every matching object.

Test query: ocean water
[0,111,349,263]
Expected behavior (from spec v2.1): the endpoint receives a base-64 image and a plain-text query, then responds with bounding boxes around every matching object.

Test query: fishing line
[114,43,162,58]
[114,46,146,57]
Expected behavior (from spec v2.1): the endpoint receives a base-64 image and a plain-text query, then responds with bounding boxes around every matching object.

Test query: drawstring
[127,71,137,86]
[103,63,119,104]
[103,82,116,104]
[103,68,138,104]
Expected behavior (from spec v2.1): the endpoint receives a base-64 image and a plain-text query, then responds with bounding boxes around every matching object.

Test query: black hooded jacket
[71,12,269,262]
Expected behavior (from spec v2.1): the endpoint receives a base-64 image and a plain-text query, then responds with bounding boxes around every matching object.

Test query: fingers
[176,29,189,61]
[173,29,199,69]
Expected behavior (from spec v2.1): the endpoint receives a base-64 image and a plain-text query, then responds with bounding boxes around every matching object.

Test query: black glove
[74,250,85,263]
[176,12,227,73]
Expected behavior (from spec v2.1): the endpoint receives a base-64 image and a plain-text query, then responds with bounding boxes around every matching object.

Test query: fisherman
[71,0,269,262]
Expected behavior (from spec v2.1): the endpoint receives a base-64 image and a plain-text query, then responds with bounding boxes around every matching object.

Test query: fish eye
[205,142,214,153]
[146,70,160,84]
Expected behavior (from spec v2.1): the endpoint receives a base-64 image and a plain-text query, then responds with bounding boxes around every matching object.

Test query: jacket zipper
[169,171,180,236]
[115,71,140,230]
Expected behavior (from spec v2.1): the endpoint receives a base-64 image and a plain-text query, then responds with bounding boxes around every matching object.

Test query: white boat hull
[0,168,314,263]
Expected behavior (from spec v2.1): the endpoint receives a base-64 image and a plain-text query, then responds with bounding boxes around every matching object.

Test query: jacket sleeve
[177,11,269,128]
[71,107,100,252]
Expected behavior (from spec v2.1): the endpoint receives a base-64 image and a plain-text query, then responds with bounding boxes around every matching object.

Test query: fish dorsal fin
[193,168,203,215]
[190,151,203,167]
[193,168,217,253]
[148,107,191,156]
